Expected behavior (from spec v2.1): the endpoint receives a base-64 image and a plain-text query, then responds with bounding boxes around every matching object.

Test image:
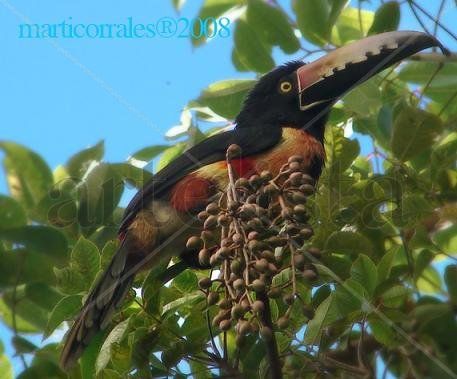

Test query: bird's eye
[280,81,292,93]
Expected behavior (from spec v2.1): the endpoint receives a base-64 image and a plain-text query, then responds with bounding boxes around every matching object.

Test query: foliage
[1,1,457,378]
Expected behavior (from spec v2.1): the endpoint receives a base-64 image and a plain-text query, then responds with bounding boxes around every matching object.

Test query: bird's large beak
[296,31,448,111]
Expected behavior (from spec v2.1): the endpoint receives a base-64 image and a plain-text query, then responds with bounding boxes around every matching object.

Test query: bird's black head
[235,31,446,142]
[235,60,327,138]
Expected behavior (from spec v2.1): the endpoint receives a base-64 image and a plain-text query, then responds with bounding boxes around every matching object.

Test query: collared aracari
[61,31,446,369]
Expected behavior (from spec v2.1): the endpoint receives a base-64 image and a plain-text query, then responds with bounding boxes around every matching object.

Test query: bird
[60,31,446,369]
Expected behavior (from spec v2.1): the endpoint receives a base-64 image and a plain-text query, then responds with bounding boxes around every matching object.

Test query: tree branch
[409,52,457,62]
[258,292,282,379]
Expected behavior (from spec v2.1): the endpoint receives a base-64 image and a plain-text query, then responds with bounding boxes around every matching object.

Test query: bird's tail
[60,237,138,370]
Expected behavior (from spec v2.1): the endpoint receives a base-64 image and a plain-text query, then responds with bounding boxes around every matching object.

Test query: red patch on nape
[170,174,214,212]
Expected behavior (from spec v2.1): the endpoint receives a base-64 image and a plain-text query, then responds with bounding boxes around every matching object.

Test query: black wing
[119,125,282,233]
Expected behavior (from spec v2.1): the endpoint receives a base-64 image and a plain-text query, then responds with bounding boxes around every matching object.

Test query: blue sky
[0,0,455,377]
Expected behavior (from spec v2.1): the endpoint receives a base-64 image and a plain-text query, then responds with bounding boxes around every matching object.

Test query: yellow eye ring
[280,81,292,93]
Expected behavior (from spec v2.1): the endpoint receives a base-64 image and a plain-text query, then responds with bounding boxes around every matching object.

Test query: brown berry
[218,247,231,258]
[198,277,212,290]
[288,161,301,172]
[300,184,315,195]
[261,250,275,262]
[197,211,209,221]
[217,214,230,227]
[252,300,265,313]
[292,192,307,204]
[203,215,217,230]
[302,304,315,319]
[255,258,269,273]
[260,326,273,340]
[283,293,295,305]
[235,177,249,188]
[233,278,245,291]
[267,288,281,298]
[230,259,242,274]
[219,319,231,331]
[218,299,232,310]
[206,202,219,215]
[207,292,219,306]
[238,321,251,336]
[289,172,303,186]
[303,269,318,281]
[288,155,303,164]
[231,304,244,319]
[251,279,266,293]
[293,254,306,270]
[260,170,273,182]
[186,236,203,250]
[198,249,210,266]
[307,247,322,259]
[277,316,289,329]
[227,144,241,159]
[264,184,279,196]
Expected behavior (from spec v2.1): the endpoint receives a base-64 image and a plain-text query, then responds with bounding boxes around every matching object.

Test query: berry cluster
[186,145,322,347]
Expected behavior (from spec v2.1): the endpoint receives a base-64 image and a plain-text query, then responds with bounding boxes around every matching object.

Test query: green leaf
[81,332,106,379]
[172,0,186,12]
[0,250,56,288]
[417,266,442,294]
[433,224,457,255]
[25,283,63,311]
[129,145,169,162]
[444,265,457,305]
[12,336,38,354]
[0,298,39,333]
[0,195,26,230]
[304,295,337,344]
[157,143,187,172]
[0,141,53,209]
[414,249,434,280]
[54,266,86,295]
[37,190,78,230]
[331,7,374,45]
[172,270,198,293]
[67,141,104,179]
[2,287,49,330]
[0,353,13,379]
[391,107,443,161]
[78,163,124,231]
[162,292,204,316]
[351,254,378,297]
[0,225,68,265]
[44,295,82,338]
[343,80,382,116]
[368,314,399,347]
[197,79,255,119]
[293,0,331,46]
[377,248,397,283]
[332,278,365,316]
[272,267,292,287]
[71,237,101,284]
[96,318,130,374]
[247,0,300,54]
[368,1,400,35]
[325,231,373,256]
[111,163,153,190]
[381,285,409,307]
[191,0,241,47]
[233,19,275,74]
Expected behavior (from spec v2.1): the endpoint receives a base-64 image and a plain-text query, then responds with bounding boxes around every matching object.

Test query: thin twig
[411,0,457,42]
